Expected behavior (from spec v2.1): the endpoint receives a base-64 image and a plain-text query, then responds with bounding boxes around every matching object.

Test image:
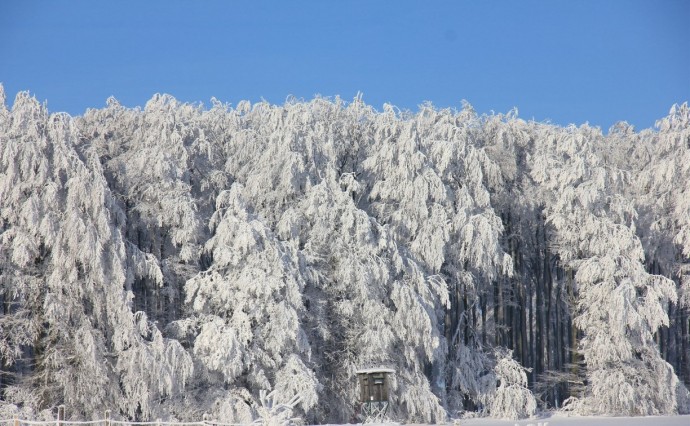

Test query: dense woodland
[1,86,689,422]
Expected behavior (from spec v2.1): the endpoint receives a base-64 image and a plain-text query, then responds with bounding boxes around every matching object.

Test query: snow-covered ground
[456,413,690,426]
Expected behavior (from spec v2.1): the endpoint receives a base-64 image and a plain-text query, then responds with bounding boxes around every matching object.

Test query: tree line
[1,86,689,422]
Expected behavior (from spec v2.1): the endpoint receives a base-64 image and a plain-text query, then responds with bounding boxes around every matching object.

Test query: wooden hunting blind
[356,367,395,421]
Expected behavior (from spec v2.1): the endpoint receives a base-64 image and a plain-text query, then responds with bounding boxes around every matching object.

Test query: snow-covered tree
[277,171,447,423]
[531,123,681,415]
[181,183,318,422]
[489,348,536,419]
[80,94,205,325]
[0,91,192,419]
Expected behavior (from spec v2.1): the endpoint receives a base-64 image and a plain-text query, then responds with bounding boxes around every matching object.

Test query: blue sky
[1,1,688,130]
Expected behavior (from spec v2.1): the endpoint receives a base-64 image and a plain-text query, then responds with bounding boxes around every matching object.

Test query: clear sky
[1,0,688,130]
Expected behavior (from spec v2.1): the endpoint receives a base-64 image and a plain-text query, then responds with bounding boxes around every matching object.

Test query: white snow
[356,368,396,374]
[458,414,690,426]
[324,414,690,426]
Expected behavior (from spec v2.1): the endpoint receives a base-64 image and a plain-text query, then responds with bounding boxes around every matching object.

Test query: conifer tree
[182,183,318,422]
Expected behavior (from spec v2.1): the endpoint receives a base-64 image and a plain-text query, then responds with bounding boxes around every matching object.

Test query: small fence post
[202,414,208,426]
[105,410,111,426]
[156,418,161,426]
[57,405,65,426]
[14,419,19,426]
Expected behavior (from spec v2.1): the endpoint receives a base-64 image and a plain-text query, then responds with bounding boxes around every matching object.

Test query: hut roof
[355,367,395,374]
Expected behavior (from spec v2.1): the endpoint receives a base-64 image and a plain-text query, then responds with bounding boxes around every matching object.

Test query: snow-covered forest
[1,86,689,422]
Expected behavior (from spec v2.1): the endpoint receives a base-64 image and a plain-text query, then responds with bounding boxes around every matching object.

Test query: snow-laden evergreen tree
[650,104,690,263]
[79,94,205,325]
[0,87,44,415]
[360,103,519,415]
[629,104,690,402]
[531,123,681,415]
[630,106,690,305]
[0,91,192,419]
[277,171,447,423]
[179,183,318,422]
[215,99,335,227]
[489,348,537,420]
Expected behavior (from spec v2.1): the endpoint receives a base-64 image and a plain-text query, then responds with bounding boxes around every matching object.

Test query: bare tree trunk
[496,279,504,347]
[528,263,536,385]
[567,268,580,397]
[681,307,690,385]
[481,292,488,346]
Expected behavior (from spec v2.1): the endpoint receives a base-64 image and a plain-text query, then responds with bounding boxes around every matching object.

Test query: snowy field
[328,415,690,426]
[454,414,690,426]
